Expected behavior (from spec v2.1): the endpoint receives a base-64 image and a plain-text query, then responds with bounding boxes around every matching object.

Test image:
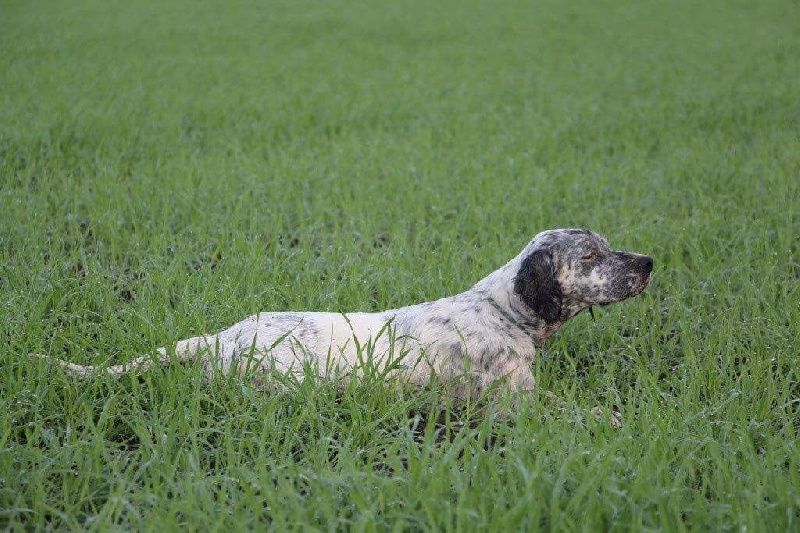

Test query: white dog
[38,229,653,399]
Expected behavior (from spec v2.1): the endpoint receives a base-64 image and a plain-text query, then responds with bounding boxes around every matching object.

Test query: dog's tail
[29,336,212,380]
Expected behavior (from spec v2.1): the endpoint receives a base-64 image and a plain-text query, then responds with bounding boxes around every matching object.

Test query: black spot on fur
[477,347,514,375]
[514,249,563,323]
[498,318,515,334]
[449,342,464,358]
[429,316,453,327]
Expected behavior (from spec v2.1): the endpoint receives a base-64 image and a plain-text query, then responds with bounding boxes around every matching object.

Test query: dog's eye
[581,251,596,261]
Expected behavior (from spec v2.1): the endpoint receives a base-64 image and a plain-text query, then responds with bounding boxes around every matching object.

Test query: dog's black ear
[514,249,562,323]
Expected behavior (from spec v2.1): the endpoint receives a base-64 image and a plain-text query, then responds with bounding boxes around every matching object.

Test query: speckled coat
[42,228,653,398]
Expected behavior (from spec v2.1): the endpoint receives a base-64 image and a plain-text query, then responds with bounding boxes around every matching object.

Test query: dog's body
[42,229,653,397]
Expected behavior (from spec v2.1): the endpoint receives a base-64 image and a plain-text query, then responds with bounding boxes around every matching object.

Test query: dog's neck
[471,261,562,343]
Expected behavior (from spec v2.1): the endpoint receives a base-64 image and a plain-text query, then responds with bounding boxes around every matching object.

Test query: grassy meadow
[1,0,799,529]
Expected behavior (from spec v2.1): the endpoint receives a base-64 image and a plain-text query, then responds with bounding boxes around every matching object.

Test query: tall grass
[1,0,798,529]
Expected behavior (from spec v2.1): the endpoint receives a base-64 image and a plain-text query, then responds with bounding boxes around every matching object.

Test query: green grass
[1,0,799,529]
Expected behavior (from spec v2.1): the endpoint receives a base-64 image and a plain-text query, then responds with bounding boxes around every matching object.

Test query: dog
[36,228,653,400]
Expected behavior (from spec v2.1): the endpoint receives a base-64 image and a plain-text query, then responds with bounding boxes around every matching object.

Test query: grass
[1,0,798,529]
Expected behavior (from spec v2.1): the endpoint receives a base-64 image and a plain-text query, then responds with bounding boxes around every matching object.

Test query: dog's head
[514,229,652,323]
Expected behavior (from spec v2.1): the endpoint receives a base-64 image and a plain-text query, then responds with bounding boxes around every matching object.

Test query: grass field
[1,0,799,529]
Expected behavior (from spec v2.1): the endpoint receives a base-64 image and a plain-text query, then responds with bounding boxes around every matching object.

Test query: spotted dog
[38,229,653,399]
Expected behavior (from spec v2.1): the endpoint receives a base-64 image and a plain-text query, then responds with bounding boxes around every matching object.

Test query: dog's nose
[638,255,653,273]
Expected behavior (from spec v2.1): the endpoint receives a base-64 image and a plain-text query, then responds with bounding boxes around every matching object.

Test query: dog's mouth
[638,271,653,291]
[630,270,652,294]
[594,272,652,308]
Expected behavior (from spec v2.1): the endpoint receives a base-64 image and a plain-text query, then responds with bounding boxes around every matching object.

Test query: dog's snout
[638,255,653,273]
